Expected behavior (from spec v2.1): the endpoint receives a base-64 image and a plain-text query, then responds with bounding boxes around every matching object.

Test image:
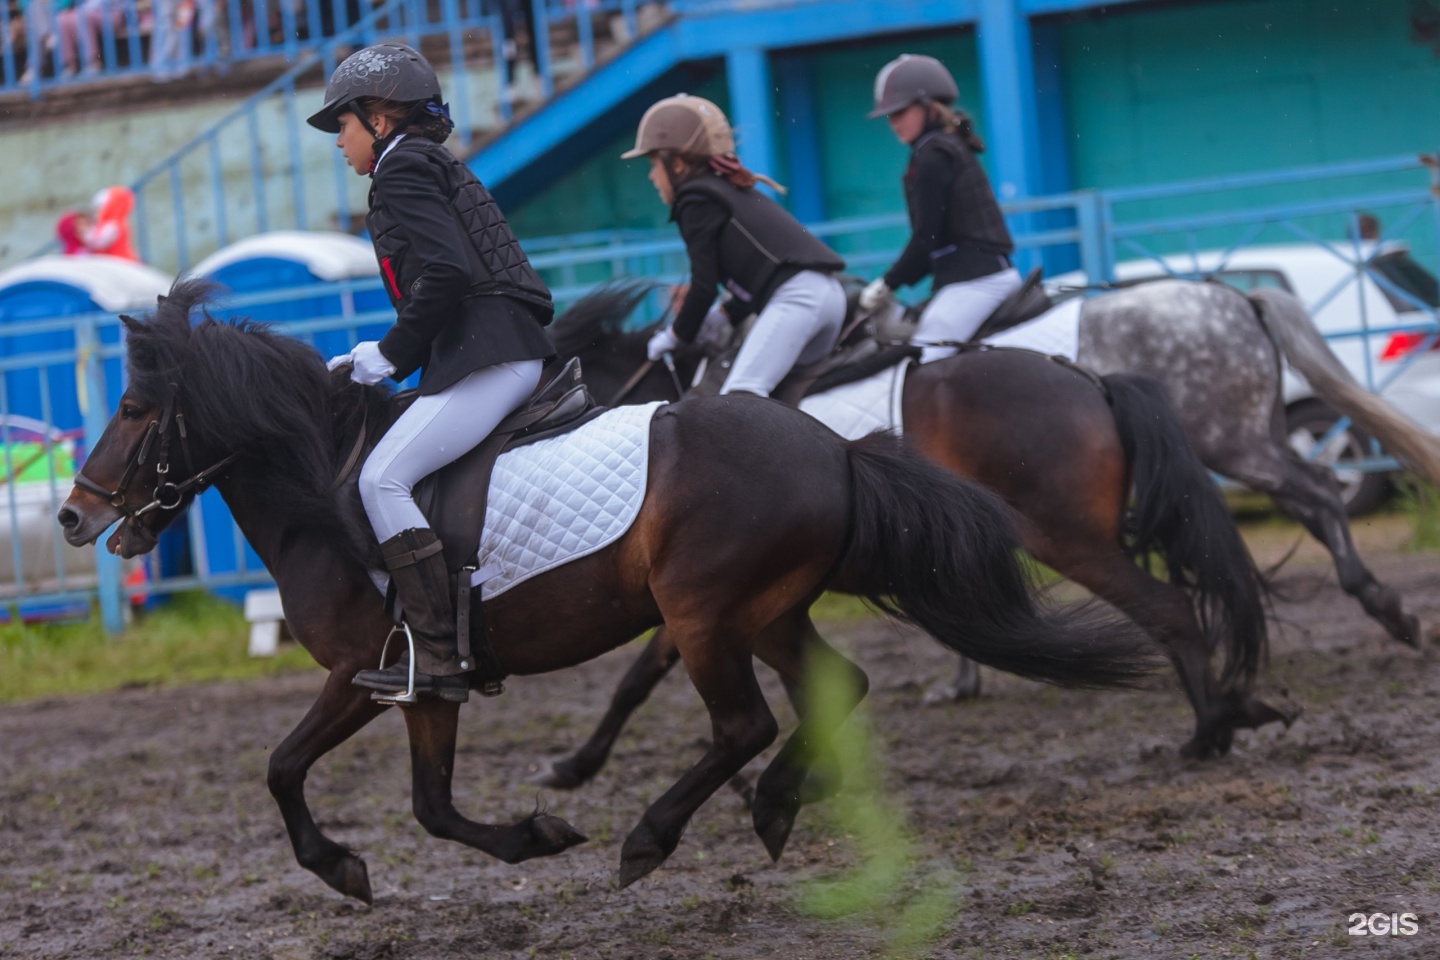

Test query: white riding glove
[327,341,396,385]
[646,326,682,362]
[859,277,892,311]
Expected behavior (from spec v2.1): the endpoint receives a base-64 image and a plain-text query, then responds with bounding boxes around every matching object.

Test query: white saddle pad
[797,361,910,441]
[371,401,663,603]
[982,296,1084,361]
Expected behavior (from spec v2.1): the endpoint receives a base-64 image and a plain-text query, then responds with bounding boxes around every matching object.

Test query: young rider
[625,95,847,397]
[307,43,555,702]
[859,55,1021,363]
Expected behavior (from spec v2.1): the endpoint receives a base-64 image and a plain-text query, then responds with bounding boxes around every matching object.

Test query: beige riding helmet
[621,94,735,159]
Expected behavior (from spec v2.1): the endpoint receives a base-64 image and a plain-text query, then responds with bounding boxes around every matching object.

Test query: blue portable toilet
[189,232,390,601]
[0,255,171,432]
[0,255,174,613]
[192,230,388,358]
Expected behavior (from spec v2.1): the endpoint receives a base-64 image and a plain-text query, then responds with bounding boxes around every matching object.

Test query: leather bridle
[73,390,241,522]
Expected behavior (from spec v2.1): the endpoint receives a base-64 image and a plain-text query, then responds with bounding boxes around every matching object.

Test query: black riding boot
[353,528,471,703]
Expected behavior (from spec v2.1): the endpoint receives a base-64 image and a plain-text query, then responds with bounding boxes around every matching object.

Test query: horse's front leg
[402,700,588,864]
[267,670,388,904]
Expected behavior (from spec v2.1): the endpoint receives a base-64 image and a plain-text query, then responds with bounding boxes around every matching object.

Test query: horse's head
[61,278,368,562]
[59,285,219,558]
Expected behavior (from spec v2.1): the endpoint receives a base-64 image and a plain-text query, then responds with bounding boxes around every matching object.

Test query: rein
[74,391,241,521]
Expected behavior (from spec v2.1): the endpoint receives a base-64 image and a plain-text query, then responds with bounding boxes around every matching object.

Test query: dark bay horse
[56,282,1159,903]
[532,283,1286,782]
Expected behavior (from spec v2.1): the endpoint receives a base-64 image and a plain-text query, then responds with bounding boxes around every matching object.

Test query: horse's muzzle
[57,489,122,549]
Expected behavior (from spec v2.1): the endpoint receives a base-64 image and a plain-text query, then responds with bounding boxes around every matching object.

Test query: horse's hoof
[922,684,965,706]
[1243,696,1302,731]
[527,813,588,856]
[1394,613,1423,649]
[528,758,587,790]
[618,821,670,889]
[752,794,799,862]
[1179,734,1223,762]
[318,852,373,905]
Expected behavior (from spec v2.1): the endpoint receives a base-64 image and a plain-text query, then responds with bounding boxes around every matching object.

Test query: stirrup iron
[372,622,420,706]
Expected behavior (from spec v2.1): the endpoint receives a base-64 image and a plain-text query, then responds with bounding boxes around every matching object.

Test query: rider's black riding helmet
[306,43,441,133]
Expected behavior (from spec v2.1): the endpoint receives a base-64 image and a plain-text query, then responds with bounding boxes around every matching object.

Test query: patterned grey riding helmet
[867,54,959,119]
[306,43,441,133]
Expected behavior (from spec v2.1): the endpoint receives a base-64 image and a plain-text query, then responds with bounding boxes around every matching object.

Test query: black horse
[528,282,1291,793]
[57,281,1158,903]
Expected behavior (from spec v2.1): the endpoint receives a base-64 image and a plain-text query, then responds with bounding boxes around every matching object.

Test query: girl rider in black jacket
[307,44,555,703]
[625,95,847,397]
[859,54,1021,363]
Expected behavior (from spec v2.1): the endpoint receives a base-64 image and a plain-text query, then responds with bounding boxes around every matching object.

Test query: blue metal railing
[3,150,1437,629]
[23,0,670,273]
[0,0,651,98]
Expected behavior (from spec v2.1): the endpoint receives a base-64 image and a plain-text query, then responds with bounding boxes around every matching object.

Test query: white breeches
[359,359,543,541]
[912,267,1024,363]
[720,270,847,397]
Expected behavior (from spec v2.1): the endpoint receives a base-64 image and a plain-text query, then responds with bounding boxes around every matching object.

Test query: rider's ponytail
[932,102,985,154]
[661,149,789,196]
[706,153,788,195]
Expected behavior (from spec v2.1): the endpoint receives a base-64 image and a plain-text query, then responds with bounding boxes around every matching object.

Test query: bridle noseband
[73,390,241,522]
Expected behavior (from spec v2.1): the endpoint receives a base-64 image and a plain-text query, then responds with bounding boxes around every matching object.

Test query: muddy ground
[1,515,1438,959]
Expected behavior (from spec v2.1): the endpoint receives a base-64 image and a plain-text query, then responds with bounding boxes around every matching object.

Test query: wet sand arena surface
[2,518,1438,958]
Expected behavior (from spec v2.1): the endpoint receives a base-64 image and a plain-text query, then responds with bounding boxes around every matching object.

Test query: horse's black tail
[840,433,1161,689]
[1103,372,1268,691]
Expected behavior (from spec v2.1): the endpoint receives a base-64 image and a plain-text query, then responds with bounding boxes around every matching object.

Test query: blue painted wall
[1058,0,1440,256]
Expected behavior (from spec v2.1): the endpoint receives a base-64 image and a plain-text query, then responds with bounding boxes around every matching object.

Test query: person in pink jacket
[55,211,92,255]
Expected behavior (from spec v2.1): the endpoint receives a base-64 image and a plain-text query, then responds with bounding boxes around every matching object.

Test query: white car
[1051,243,1440,513]
[0,417,123,614]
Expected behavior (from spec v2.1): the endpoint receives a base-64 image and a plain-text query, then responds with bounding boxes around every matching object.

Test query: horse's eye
[120,404,144,421]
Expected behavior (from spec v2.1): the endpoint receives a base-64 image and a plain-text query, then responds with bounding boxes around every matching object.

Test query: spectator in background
[55,211,92,254]
[16,0,55,84]
[495,0,537,100]
[150,0,217,80]
[56,0,121,76]
[85,186,139,261]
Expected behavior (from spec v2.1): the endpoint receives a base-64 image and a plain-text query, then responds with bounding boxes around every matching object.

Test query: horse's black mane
[547,280,660,358]
[124,279,389,566]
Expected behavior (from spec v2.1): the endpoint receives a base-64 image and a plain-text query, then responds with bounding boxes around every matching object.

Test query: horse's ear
[120,314,142,333]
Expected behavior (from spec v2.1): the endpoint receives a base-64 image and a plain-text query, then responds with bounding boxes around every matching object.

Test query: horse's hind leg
[402,701,587,863]
[1227,447,1420,646]
[532,628,681,789]
[751,609,868,860]
[1050,546,1289,759]
[619,619,779,888]
[267,671,389,904]
[927,655,982,703]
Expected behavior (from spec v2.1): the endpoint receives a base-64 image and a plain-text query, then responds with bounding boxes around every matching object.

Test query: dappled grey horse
[1079,281,1438,644]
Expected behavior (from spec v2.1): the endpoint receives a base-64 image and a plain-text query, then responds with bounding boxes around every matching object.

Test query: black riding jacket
[883,127,1014,291]
[670,173,844,343]
[367,136,554,394]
